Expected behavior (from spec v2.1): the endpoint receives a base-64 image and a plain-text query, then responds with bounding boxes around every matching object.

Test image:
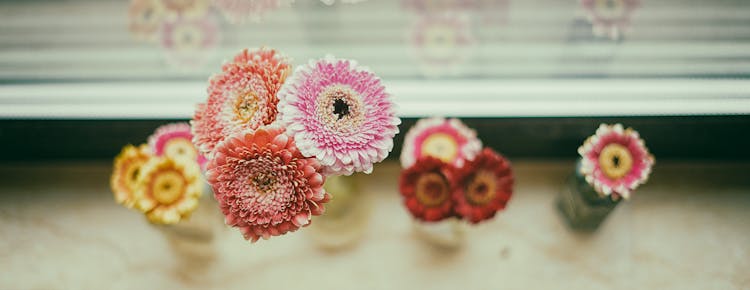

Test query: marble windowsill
[0,161,748,290]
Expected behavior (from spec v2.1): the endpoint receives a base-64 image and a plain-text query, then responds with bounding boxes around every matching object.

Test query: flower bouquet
[110,123,223,277]
[557,123,654,230]
[398,117,513,249]
[191,48,400,244]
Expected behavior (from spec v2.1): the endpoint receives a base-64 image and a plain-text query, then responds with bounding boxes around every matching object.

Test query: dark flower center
[466,170,497,206]
[252,172,276,193]
[415,172,449,207]
[333,98,350,120]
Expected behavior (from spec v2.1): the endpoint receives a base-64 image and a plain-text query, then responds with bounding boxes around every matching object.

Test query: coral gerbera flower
[278,56,401,176]
[148,123,207,169]
[111,144,152,208]
[452,148,513,224]
[134,156,203,224]
[192,47,292,156]
[400,117,482,169]
[581,0,639,40]
[578,123,654,200]
[205,126,331,242]
[399,157,456,222]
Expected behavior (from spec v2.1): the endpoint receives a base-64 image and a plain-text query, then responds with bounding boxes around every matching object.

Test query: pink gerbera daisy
[192,47,292,157]
[148,123,207,169]
[400,117,482,169]
[578,123,654,200]
[206,126,331,242]
[581,0,639,40]
[278,56,401,176]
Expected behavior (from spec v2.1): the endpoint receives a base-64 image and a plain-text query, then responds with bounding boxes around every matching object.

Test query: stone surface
[0,161,748,290]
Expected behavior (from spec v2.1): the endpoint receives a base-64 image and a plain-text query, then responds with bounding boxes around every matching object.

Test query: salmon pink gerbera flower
[578,123,654,200]
[192,47,291,157]
[399,157,456,222]
[452,148,513,224]
[401,117,482,169]
[148,123,207,169]
[206,126,331,242]
[278,56,401,176]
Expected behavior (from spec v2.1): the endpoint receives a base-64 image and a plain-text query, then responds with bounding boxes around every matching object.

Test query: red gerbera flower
[399,157,456,222]
[205,126,331,242]
[452,148,513,224]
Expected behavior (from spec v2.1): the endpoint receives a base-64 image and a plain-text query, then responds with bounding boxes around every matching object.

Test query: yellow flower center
[151,170,186,205]
[599,143,633,180]
[415,172,450,207]
[420,133,459,164]
[233,91,261,124]
[164,138,197,161]
[465,170,497,206]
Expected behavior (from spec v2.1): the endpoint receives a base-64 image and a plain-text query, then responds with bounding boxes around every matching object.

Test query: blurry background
[0,0,749,289]
[1,0,749,160]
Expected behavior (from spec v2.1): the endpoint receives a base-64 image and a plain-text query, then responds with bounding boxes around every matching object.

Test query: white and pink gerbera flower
[206,126,331,242]
[278,56,401,176]
[192,47,292,157]
[148,123,207,169]
[400,117,482,169]
[578,123,654,200]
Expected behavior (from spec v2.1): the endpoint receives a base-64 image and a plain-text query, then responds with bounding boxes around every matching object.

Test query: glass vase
[412,217,467,250]
[151,185,224,280]
[307,174,371,251]
[556,161,620,231]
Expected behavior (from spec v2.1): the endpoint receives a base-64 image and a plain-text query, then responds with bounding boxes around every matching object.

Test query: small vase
[151,185,224,280]
[412,218,467,250]
[307,174,371,251]
[556,162,620,231]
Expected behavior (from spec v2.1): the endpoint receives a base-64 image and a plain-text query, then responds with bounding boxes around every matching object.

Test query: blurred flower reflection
[129,0,166,42]
[581,0,639,40]
[410,13,475,78]
[211,0,287,23]
[129,0,220,70]
[403,0,509,78]
[160,13,220,69]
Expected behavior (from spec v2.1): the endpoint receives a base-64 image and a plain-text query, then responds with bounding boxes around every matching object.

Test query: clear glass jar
[306,174,372,251]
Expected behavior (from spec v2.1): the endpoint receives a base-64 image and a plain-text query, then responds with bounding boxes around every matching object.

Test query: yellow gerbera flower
[134,156,203,224]
[111,144,152,208]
